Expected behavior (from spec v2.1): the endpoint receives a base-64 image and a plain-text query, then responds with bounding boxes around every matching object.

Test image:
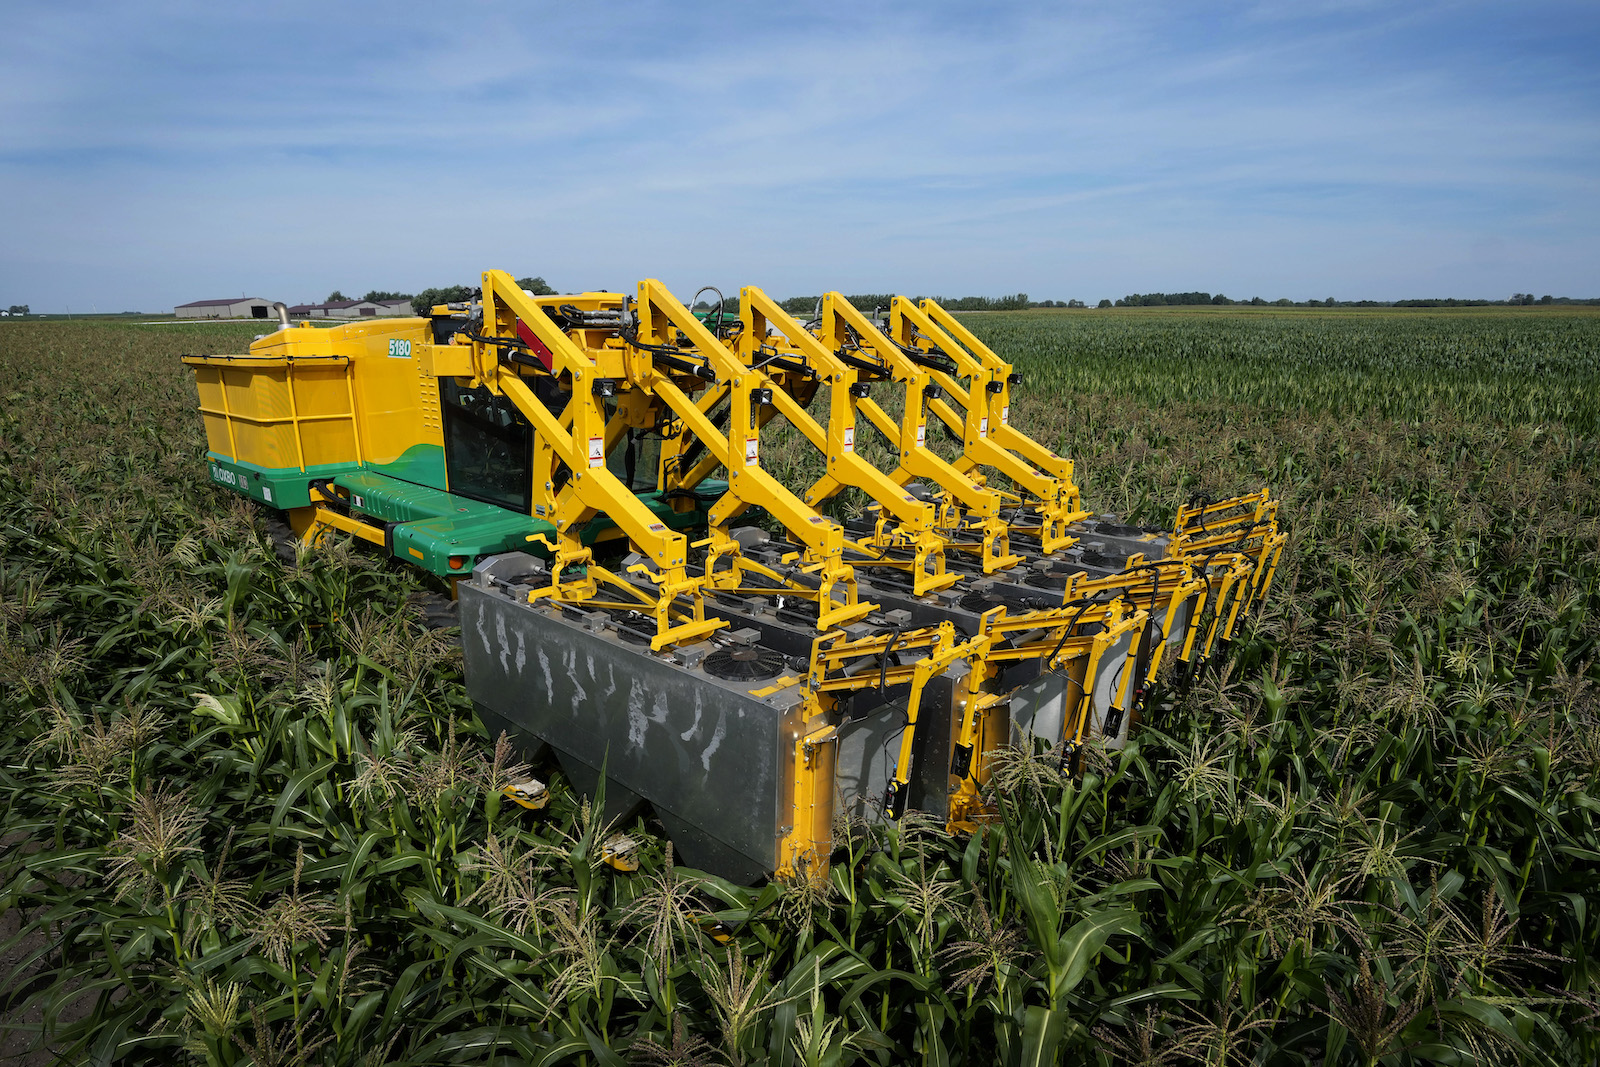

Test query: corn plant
[2,311,1599,1064]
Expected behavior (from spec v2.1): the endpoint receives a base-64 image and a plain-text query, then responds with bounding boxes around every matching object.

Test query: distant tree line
[309,278,558,316]
[774,293,1058,315]
[1115,292,1224,306]
[1101,292,1599,309]
[768,291,1600,315]
[287,282,1597,321]
[6,305,29,316]
[407,277,553,315]
[323,288,425,306]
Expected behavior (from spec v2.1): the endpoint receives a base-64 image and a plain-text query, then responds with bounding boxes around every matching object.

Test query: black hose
[1046,595,1106,668]
[620,326,718,380]
[877,628,901,697]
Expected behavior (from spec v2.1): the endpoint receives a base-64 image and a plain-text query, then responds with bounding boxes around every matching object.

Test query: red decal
[515,318,555,371]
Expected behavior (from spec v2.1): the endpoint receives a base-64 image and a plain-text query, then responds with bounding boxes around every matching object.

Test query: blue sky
[2,0,1597,312]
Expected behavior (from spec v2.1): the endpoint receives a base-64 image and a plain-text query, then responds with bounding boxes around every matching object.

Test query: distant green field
[964,305,1600,437]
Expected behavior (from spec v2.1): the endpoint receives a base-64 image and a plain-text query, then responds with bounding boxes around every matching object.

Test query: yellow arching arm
[818,296,999,516]
[739,287,941,532]
[891,299,1064,500]
[479,271,690,574]
[815,295,1025,572]
[919,299,1077,486]
[734,287,958,594]
[632,280,870,626]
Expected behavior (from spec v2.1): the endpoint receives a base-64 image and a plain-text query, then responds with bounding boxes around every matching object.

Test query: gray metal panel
[833,669,959,822]
[683,589,965,822]
[474,703,548,762]
[654,809,770,885]
[1066,518,1173,559]
[1165,598,1194,656]
[852,584,978,631]
[1009,672,1068,745]
[1006,630,1134,749]
[460,580,796,877]
[477,700,647,826]
[1088,631,1136,747]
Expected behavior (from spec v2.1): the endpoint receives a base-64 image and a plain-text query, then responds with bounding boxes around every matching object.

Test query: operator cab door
[439,378,536,513]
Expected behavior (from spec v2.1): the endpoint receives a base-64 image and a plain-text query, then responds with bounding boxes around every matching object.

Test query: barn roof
[176,297,266,308]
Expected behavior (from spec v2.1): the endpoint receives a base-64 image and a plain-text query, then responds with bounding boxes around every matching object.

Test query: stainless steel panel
[833,670,960,822]
[1005,629,1134,749]
[460,578,799,879]
[1009,671,1068,745]
[1089,631,1136,747]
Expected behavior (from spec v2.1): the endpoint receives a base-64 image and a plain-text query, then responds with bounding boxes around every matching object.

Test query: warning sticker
[915,423,926,448]
[588,436,605,468]
[648,522,666,532]
[979,417,989,438]
[842,426,854,453]
[1001,405,1010,425]
[744,438,759,467]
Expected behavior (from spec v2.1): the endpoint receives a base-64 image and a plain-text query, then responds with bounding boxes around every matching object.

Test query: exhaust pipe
[273,301,289,330]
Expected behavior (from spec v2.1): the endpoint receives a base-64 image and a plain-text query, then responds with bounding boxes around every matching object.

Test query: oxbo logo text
[209,463,238,487]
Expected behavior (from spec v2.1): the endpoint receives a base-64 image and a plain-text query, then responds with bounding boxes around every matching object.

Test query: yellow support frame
[920,299,1081,495]
[943,598,1148,829]
[809,294,1025,575]
[472,271,723,650]
[631,279,873,631]
[886,298,1089,551]
[735,287,957,596]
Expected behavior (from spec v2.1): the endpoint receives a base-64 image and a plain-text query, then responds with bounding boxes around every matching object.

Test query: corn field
[2,310,1599,1065]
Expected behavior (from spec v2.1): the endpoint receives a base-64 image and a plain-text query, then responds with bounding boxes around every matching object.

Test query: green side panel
[333,471,498,525]
[206,458,719,581]
[368,442,448,492]
[378,494,705,579]
[205,454,361,510]
[391,512,558,577]
[332,471,553,577]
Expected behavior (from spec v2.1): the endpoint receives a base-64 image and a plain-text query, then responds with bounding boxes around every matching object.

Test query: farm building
[175,297,275,319]
[294,299,414,319]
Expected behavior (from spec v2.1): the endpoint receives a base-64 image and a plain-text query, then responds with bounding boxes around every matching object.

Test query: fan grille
[958,591,1001,614]
[704,645,787,682]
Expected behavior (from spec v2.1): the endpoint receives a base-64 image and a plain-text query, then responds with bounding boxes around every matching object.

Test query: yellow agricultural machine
[184,271,1283,882]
